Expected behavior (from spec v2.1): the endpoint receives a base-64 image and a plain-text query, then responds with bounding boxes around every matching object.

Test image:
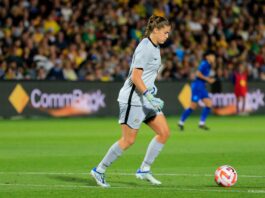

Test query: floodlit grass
[0,116,264,198]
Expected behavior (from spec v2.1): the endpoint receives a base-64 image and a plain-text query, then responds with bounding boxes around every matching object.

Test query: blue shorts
[191,83,209,102]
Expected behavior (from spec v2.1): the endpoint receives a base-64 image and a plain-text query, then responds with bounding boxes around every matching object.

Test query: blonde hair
[144,15,170,37]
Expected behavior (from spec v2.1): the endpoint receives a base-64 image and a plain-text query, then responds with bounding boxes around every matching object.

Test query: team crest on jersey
[133,118,140,124]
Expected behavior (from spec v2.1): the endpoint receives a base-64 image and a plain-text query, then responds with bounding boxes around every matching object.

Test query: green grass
[0,116,265,198]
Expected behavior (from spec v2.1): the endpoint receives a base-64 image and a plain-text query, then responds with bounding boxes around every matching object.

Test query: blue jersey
[191,60,211,102]
[193,60,211,88]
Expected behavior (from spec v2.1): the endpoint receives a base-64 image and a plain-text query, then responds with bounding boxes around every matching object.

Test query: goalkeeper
[90,15,171,187]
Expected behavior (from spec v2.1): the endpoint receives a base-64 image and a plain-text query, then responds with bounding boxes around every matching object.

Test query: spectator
[0,0,264,81]
[63,60,78,81]
[46,60,64,80]
[36,66,47,80]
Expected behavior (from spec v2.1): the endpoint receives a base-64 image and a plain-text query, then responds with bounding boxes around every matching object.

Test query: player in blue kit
[178,51,216,131]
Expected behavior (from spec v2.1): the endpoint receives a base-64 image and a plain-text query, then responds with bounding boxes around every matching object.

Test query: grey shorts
[118,103,163,129]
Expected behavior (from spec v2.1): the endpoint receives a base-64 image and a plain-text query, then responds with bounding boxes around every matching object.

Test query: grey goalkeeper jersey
[117,37,162,106]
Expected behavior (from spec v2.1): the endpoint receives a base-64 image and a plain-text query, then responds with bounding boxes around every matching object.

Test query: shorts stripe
[124,84,135,124]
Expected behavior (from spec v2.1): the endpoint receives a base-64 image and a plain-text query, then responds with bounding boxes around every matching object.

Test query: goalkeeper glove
[143,89,164,111]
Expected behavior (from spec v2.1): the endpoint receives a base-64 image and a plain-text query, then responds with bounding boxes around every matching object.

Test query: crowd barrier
[0,81,264,118]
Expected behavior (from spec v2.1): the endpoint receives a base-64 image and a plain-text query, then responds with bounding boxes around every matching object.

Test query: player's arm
[196,71,215,84]
[131,68,147,94]
[131,68,163,110]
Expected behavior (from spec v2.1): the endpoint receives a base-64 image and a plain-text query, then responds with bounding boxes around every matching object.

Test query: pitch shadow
[47,175,96,186]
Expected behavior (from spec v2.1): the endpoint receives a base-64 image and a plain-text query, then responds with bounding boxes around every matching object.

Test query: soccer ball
[215,165,237,187]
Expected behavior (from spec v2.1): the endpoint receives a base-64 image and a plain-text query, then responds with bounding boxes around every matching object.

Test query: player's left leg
[199,97,212,130]
[237,96,248,115]
[242,96,246,113]
[136,114,170,185]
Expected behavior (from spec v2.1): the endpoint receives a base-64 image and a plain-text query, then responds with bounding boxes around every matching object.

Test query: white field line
[0,172,264,178]
[0,183,265,194]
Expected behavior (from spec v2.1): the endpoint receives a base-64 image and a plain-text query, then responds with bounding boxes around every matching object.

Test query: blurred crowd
[0,0,265,81]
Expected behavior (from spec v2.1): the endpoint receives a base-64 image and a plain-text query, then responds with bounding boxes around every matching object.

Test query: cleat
[199,125,210,130]
[178,123,184,131]
[136,169,161,185]
[90,167,110,188]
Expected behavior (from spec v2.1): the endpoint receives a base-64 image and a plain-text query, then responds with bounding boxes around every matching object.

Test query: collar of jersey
[148,37,158,48]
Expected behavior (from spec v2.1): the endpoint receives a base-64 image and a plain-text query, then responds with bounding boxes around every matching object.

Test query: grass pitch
[0,116,264,198]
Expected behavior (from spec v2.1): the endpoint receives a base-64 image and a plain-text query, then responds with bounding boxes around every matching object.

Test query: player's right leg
[178,84,199,131]
[178,102,197,131]
[241,96,247,114]
[91,104,141,187]
[91,125,138,187]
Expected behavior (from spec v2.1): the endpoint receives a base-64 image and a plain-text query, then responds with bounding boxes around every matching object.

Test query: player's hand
[143,90,164,111]
[208,78,216,84]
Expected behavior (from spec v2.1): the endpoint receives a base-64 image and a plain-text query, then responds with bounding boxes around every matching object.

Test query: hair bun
[144,15,170,38]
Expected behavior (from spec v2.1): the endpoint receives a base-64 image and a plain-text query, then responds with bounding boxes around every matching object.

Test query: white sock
[179,121,184,126]
[199,121,205,125]
[96,142,123,173]
[140,137,164,172]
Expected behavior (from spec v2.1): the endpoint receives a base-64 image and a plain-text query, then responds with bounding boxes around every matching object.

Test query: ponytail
[144,15,170,37]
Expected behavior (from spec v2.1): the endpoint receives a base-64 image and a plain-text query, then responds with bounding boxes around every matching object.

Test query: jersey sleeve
[131,44,151,70]
[198,62,207,73]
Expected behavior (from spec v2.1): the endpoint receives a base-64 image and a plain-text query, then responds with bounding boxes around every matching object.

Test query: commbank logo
[8,84,29,113]
[178,83,191,109]
[8,84,106,116]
